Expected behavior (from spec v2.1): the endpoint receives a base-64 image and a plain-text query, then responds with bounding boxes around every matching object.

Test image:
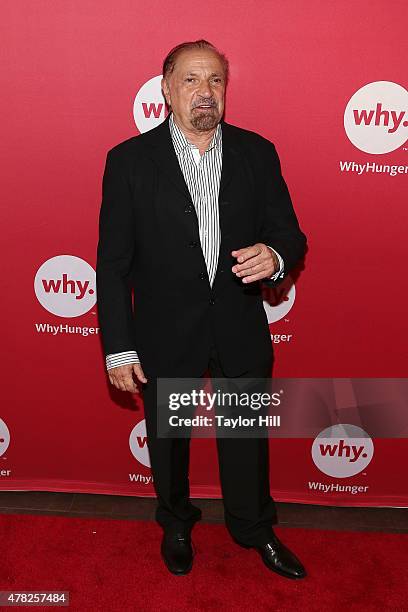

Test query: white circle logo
[34,255,96,317]
[311,424,374,478]
[263,275,296,323]
[129,419,151,467]
[133,75,167,133]
[0,418,10,457]
[344,81,408,154]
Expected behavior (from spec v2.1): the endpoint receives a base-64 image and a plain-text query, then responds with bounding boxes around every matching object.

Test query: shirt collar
[168,112,222,156]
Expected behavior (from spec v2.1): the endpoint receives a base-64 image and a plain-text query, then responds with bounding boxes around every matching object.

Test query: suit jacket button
[189,241,198,248]
[209,297,216,305]
[184,205,194,213]
[199,272,207,280]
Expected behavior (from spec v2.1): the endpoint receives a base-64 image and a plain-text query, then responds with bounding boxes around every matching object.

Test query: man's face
[161,48,226,132]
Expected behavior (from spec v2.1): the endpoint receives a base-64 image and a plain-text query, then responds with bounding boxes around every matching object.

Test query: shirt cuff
[106,351,140,370]
[266,246,285,280]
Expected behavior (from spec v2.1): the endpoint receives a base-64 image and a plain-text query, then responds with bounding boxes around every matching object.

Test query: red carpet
[0,513,406,611]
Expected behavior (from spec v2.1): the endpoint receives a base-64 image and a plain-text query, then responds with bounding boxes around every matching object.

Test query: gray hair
[162,39,229,82]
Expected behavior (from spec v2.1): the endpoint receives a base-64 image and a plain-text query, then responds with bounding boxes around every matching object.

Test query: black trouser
[141,343,278,547]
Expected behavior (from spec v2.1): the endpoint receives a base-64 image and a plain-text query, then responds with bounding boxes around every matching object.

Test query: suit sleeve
[259,141,307,287]
[96,149,137,356]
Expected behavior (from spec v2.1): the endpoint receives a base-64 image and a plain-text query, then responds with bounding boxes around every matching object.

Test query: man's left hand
[231,243,278,283]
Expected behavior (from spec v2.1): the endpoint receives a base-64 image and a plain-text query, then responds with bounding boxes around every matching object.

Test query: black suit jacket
[96,114,307,377]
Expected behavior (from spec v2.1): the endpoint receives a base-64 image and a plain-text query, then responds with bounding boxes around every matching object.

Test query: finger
[108,373,121,390]
[133,364,147,383]
[108,365,139,392]
[121,374,139,393]
[113,375,127,392]
[231,245,264,272]
[231,247,247,258]
[241,271,269,283]
[236,262,266,277]
[234,254,267,273]
[231,245,259,263]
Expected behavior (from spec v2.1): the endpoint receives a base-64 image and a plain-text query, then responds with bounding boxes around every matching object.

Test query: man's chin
[190,110,220,131]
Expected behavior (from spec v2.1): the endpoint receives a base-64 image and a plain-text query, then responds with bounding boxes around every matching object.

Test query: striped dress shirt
[105,113,284,370]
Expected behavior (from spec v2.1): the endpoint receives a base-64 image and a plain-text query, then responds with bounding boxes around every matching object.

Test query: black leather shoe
[254,533,306,579]
[161,531,194,575]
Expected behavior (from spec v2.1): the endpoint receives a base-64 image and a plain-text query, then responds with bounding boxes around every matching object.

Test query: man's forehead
[172,49,225,74]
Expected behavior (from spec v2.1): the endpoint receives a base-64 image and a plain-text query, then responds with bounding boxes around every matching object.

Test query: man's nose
[197,80,212,97]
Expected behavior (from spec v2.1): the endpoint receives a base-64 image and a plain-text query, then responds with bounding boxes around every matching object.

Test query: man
[96,39,307,578]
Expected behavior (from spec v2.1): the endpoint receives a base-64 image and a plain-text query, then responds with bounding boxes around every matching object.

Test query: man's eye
[185,78,195,83]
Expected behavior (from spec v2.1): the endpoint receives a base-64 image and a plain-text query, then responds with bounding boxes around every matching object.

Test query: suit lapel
[219,120,240,200]
[212,121,244,293]
[143,114,192,202]
[143,114,241,204]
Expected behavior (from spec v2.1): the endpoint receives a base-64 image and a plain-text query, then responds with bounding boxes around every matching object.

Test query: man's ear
[161,77,170,106]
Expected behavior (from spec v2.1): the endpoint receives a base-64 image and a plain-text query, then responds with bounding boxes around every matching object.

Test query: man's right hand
[108,363,148,394]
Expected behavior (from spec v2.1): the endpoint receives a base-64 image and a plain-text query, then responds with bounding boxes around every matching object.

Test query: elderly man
[96,39,307,578]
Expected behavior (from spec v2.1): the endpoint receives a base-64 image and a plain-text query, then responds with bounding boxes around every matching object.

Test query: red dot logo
[344,81,408,154]
[129,420,151,468]
[311,424,374,477]
[0,419,10,457]
[133,75,167,133]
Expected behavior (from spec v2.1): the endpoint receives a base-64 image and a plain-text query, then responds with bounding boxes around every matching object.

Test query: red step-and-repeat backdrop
[2,1,407,507]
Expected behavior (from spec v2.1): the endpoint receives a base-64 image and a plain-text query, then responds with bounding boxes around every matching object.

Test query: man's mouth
[193,104,215,110]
